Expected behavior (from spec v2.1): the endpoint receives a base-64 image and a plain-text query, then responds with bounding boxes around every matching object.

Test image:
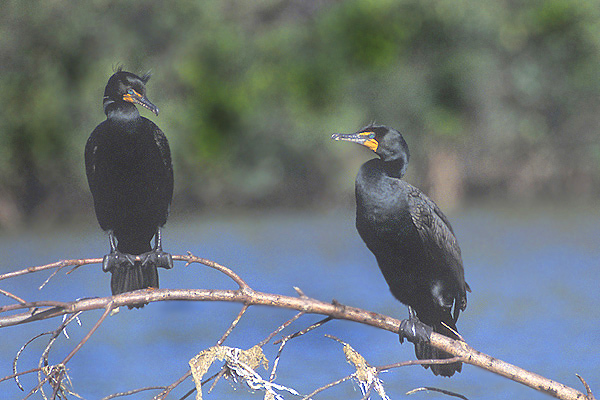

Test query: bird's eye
[368,133,376,139]
[126,89,134,95]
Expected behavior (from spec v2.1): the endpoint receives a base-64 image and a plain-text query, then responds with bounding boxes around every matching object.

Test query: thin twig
[207,369,227,395]
[406,386,469,399]
[377,357,465,372]
[37,313,84,393]
[302,374,354,400]
[216,303,249,346]
[38,265,67,290]
[49,366,66,400]
[14,332,51,391]
[259,311,304,347]
[99,386,168,400]
[62,304,113,365]
[576,375,596,400]
[0,368,42,385]
[174,253,249,290]
[0,288,28,305]
[273,316,332,345]
[0,258,102,282]
[177,386,197,400]
[21,372,52,400]
[153,371,192,400]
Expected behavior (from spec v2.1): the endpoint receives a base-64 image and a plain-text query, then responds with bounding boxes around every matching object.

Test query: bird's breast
[356,181,413,242]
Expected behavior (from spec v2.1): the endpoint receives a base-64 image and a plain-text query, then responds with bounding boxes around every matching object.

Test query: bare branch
[301,374,354,400]
[406,386,469,399]
[576,375,596,400]
[273,316,332,345]
[0,258,102,282]
[99,386,168,400]
[0,255,594,400]
[153,370,192,400]
[61,303,114,365]
[0,288,28,305]
[259,311,304,348]
[216,304,249,346]
[176,253,249,290]
[377,357,465,372]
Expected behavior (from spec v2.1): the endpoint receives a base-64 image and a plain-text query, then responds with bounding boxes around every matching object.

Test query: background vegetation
[1,0,600,227]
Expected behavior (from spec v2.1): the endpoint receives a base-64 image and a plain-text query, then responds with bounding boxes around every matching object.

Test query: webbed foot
[398,308,433,345]
[140,249,173,270]
[102,251,136,273]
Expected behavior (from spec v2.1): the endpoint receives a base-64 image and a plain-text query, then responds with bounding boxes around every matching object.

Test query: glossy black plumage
[85,70,173,299]
[332,124,470,377]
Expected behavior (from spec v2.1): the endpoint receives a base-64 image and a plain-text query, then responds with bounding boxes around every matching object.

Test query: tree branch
[0,255,595,400]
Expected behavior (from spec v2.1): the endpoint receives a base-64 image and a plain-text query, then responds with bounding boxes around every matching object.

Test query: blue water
[1,207,599,399]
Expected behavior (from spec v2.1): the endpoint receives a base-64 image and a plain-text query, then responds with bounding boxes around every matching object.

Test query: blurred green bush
[1,0,599,226]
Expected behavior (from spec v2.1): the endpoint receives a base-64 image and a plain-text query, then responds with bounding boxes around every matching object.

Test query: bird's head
[103,70,159,116]
[332,124,409,164]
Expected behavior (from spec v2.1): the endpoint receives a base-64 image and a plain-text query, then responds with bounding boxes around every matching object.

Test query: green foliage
[1,0,600,223]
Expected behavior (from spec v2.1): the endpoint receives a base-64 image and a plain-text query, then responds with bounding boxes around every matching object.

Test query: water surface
[1,207,598,399]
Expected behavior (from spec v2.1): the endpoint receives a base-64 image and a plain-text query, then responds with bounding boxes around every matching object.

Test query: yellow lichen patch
[189,345,268,400]
[327,335,389,400]
[340,340,376,383]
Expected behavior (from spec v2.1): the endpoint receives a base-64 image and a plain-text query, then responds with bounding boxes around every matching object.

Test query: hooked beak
[123,89,159,116]
[331,131,379,152]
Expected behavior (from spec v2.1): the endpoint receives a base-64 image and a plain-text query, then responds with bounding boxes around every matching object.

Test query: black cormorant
[332,124,470,377]
[85,69,173,300]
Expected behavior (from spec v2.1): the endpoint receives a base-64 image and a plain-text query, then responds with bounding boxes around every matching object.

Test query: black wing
[407,185,469,317]
[145,119,174,221]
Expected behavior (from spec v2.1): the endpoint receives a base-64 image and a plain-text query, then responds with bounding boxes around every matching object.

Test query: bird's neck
[104,98,140,122]
[381,159,407,179]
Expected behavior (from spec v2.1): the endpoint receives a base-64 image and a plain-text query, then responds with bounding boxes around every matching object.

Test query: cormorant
[85,69,173,301]
[332,124,470,377]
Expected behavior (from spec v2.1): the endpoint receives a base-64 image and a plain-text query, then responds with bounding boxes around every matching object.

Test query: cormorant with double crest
[332,124,470,376]
[85,69,173,303]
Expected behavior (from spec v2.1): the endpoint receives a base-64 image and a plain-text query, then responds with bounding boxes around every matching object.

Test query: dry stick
[154,370,192,400]
[0,368,42,385]
[21,308,111,400]
[0,256,594,400]
[273,316,333,345]
[38,265,67,291]
[62,303,114,365]
[262,311,306,383]
[377,357,464,372]
[178,387,196,400]
[14,332,51,391]
[301,374,354,400]
[37,313,83,398]
[176,253,249,290]
[259,311,304,348]
[0,258,102,282]
[49,367,66,400]
[99,386,168,400]
[406,386,469,400]
[216,303,249,346]
[0,288,28,305]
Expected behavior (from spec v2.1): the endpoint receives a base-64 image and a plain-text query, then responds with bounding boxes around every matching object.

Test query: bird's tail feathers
[110,261,158,308]
[414,316,462,377]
